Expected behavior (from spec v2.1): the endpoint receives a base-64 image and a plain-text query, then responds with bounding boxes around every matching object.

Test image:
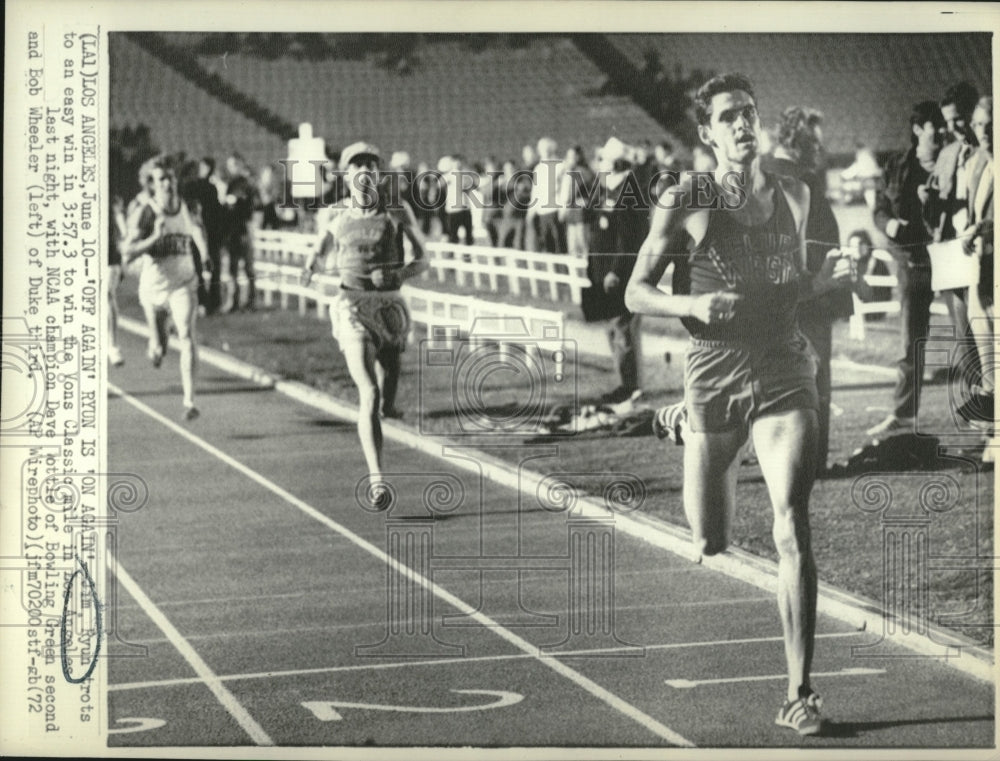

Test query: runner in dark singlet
[301,142,428,504]
[625,73,850,736]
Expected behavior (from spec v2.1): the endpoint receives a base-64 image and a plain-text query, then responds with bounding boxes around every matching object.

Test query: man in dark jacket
[223,152,258,312]
[586,141,647,404]
[867,101,946,437]
[184,157,225,314]
[765,107,852,475]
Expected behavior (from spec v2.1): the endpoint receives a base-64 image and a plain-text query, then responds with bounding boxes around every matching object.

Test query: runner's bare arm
[625,182,738,324]
[302,229,335,285]
[625,184,696,317]
[121,210,164,263]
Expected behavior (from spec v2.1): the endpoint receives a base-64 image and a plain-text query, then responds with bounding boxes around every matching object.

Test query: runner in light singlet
[625,73,850,736]
[301,142,428,504]
[122,158,209,421]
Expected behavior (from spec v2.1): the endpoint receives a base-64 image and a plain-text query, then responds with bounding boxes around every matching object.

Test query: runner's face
[702,90,760,166]
[346,158,380,200]
[150,169,176,203]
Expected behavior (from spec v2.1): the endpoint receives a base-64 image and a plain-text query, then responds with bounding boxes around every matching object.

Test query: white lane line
[117,588,767,613]
[119,620,382,647]
[119,594,781,648]
[109,631,862,693]
[115,589,309,610]
[109,560,274,746]
[665,666,887,689]
[109,383,695,747]
[123,595,779,644]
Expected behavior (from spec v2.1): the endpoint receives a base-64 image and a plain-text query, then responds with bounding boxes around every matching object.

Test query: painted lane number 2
[302,689,523,721]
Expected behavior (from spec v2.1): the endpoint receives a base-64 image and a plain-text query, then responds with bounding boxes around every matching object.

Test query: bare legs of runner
[142,303,170,368]
[683,407,818,702]
[754,409,818,702]
[169,287,199,418]
[342,339,405,485]
[141,286,200,420]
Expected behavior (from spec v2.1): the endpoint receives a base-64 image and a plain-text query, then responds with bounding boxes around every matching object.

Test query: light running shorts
[331,288,411,353]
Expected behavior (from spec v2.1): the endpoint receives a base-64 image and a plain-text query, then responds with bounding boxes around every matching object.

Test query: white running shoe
[775,691,825,736]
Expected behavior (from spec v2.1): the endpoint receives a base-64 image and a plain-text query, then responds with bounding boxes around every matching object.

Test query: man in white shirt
[527,137,565,253]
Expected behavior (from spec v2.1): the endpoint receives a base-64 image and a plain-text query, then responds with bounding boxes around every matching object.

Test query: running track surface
[106,328,994,749]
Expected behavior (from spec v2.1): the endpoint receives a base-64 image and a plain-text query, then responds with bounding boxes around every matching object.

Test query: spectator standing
[442,154,475,245]
[559,146,597,256]
[766,106,851,475]
[498,159,532,249]
[867,101,946,437]
[588,138,646,404]
[528,137,565,253]
[925,82,981,384]
[521,143,540,251]
[480,156,503,247]
[258,163,299,232]
[222,152,258,312]
[182,158,225,313]
[957,95,995,444]
[413,160,445,239]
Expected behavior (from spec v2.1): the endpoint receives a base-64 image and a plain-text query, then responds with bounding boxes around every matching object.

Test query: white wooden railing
[423,240,592,304]
[252,259,566,356]
[251,232,951,342]
[252,230,591,304]
[848,249,948,339]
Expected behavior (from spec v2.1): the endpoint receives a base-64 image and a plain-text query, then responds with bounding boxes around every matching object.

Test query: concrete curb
[118,315,994,683]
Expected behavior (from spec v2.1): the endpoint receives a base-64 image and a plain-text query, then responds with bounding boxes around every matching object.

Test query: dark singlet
[679,173,802,344]
[326,201,405,291]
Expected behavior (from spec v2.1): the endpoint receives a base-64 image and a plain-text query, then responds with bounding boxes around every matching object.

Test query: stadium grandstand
[111,31,990,179]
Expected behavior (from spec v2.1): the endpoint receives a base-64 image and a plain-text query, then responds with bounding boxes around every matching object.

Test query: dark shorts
[684,333,818,433]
